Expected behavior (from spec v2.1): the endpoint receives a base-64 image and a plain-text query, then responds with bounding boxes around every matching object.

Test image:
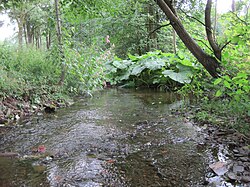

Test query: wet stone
[232,165,245,173]
[233,149,240,154]
[239,157,249,162]
[227,172,237,181]
[241,176,250,183]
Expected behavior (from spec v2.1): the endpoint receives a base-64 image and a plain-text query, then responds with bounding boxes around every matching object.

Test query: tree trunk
[155,0,220,77]
[232,0,236,12]
[147,4,158,50]
[46,32,51,49]
[55,0,66,85]
[172,0,177,54]
[172,29,177,53]
[213,0,218,40]
[26,20,34,45]
[205,0,221,60]
[23,23,28,45]
[17,20,24,47]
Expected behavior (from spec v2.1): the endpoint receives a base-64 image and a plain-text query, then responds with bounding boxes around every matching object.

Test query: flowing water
[0,89,227,186]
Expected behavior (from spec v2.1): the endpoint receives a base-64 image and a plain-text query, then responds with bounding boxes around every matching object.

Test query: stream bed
[0,89,244,186]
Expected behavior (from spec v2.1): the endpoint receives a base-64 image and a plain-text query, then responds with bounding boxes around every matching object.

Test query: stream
[0,89,237,186]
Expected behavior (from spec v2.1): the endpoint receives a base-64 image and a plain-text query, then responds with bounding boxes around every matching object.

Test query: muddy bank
[0,95,73,126]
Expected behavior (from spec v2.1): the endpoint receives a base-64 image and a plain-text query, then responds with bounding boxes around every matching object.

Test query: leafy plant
[105,50,196,89]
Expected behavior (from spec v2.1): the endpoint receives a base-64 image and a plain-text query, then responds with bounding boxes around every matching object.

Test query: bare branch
[230,11,248,25]
[220,40,231,51]
[148,23,171,36]
[179,8,206,28]
[195,39,213,52]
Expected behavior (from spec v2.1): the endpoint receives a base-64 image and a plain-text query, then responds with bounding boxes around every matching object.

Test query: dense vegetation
[0,0,249,134]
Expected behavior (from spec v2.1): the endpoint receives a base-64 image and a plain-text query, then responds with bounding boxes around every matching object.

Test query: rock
[32,105,38,110]
[0,117,8,124]
[44,104,56,113]
[5,108,12,118]
[232,165,245,173]
[240,176,250,183]
[227,172,237,181]
[209,161,228,176]
[233,149,240,154]
[15,114,20,120]
[234,153,245,157]
[239,157,249,162]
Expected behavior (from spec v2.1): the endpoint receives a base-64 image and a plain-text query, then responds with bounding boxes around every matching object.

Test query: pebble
[227,172,237,181]
[241,176,250,183]
[233,165,245,173]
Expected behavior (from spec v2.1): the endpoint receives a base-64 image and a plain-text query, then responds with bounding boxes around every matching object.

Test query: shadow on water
[0,89,230,186]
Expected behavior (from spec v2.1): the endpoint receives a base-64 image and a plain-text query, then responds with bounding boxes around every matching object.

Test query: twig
[195,39,213,53]
[230,11,248,26]
[148,23,171,36]
[179,8,207,28]
[220,40,231,51]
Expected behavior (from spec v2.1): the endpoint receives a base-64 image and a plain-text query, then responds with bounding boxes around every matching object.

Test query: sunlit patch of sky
[217,0,232,13]
[0,0,233,41]
[0,13,16,41]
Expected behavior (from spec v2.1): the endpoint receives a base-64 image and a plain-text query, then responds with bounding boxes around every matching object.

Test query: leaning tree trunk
[155,0,220,78]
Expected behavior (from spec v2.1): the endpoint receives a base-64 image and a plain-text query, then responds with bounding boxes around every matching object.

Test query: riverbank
[0,92,73,128]
[172,103,250,185]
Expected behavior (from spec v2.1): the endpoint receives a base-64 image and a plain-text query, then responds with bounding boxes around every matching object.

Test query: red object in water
[37,145,46,153]
[106,159,115,164]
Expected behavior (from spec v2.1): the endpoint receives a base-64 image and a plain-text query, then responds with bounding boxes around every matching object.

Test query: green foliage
[63,43,109,94]
[178,6,250,134]
[105,50,196,89]
[0,44,61,99]
[213,73,250,115]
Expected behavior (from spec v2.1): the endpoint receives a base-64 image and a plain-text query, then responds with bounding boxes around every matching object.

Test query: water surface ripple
[0,89,212,186]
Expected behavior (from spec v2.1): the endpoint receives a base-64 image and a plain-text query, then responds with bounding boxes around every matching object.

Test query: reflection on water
[0,89,209,186]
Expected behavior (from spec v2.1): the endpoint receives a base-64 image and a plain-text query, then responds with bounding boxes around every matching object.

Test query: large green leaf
[176,64,193,72]
[105,64,117,73]
[131,65,145,76]
[179,59,193,67]
[116,71,131,80]
[144,57,165,70]
[112,60,127,69]
[128,53,141,61]
[162,70,192,84]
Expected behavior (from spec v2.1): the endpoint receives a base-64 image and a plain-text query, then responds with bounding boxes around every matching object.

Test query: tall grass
[0,42,107,101]
[0,44,61,100]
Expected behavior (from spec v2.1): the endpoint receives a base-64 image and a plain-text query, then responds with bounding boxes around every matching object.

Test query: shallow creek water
[0,89,234,186]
